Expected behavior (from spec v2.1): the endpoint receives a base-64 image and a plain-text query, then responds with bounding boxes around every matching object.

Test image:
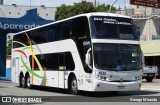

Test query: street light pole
[108,0,117,13]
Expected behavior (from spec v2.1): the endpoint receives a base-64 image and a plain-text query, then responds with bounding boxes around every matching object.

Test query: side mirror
[85,48,92,70]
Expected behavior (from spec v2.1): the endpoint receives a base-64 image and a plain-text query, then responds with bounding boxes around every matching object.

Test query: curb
[0,78,11,81]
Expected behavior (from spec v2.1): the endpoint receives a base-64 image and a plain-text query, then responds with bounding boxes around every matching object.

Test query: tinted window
[65,52,75,70]
[13,16,90,48]
[13,33,28,48]
[30,54,59,70]
[29,30,38,44]
[13,24,63,48]
[62,21,74,39]
[38,29,49,43]
[90,16,138,40]
[75,17,90,37]
[94,44,119,70]
[62,17,90,39]
[28,28,49,44]
[93,44,142,71]
[49,23,62,41]
[29,52,75,71]
[59,53,65,67]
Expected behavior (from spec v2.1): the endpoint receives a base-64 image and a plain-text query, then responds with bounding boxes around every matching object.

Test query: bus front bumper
[92,80,142,92]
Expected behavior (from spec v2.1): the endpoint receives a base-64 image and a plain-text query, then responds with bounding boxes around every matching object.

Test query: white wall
[0,5,56,20]
[6,56,11,68]
[134,17,160,41]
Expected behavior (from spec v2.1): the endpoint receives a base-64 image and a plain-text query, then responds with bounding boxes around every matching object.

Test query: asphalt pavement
[141,79,160,91]
[0,79,160,105]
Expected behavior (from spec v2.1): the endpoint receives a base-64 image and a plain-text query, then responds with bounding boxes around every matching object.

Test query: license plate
[117,86,125,89]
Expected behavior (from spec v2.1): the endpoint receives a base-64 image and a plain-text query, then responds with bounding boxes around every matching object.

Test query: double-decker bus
[11,12,142,94]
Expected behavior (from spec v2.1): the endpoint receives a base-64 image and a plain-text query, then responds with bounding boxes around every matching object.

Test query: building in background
[0,0,3,5]
[117,5,160,77]
[0,4,56,39]
[0,4,56,20]
[0,3,57,78]
[131,5,160,15]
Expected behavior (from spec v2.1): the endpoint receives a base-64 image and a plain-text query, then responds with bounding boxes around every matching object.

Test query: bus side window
[48,27,56,42]
[62,20,74,39]
[30,54,59,70]
[13,34,28,48]
[75,17,90,37]
[38,28,49,44]
[73,17,91,73]
[13,35,19,48]
[29,31,38,45]
[64,52,75,71]
[47,54,58,70]
[58,53,65,70]
[50,23,62,41]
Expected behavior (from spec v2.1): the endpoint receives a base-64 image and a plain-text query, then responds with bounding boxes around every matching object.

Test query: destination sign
[130,0,160,8]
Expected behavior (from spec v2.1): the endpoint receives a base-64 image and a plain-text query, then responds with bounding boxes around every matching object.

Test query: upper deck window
[90,16,138,40]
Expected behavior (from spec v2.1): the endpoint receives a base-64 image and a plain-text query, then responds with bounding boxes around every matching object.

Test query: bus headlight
[96,75,108,81]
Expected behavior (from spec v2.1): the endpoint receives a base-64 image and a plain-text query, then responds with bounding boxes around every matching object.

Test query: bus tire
[20,75,25,88]
[25,75,31,89]
[146,77,153,82]
[69,76,79,95]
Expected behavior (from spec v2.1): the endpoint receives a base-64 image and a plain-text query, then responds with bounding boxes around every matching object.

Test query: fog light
[97,84,100,87]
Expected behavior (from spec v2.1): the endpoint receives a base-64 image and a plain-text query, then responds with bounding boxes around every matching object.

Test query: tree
[6,40,12,55]
[55,1,95,20]
[55,4,70,20]
[96,4,116,12]
[55,1,117,20]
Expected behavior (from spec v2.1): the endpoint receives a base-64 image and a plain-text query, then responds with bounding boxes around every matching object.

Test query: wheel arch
[25,71,30,78]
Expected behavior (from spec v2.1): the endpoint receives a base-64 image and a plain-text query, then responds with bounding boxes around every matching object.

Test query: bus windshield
[90,16,138,40]
[93,44,142,71]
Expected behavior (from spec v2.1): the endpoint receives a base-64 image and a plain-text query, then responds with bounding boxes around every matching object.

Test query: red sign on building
[130,0,160,8]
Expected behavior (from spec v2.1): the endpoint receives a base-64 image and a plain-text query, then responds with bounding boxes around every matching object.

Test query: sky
[4,0,131,9]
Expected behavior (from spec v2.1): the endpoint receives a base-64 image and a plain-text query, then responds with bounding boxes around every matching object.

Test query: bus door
[15,58,19,83]
[58,53,65,88]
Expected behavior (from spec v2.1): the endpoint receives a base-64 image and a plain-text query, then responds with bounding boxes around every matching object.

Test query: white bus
[11,12,142,94]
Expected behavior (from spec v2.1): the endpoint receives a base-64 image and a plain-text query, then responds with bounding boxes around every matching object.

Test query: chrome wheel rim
[27,77,30,87]
[21,77,25,87]
[71,79,77,92]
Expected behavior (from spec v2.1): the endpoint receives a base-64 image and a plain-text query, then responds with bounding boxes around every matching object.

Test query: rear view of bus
[88,13,142,92]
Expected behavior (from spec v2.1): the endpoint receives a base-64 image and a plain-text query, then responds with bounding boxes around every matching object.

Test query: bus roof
[13,12,131,36]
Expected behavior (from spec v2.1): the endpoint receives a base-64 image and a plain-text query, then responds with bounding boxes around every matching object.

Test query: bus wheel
[146,77,153,82]
[70,77,78,95]
[25,75,31,88]
[20,76,25,88]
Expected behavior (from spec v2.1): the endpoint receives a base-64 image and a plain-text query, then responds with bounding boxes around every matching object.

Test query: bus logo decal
[13,33,48,86]
[83,41,90,46]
